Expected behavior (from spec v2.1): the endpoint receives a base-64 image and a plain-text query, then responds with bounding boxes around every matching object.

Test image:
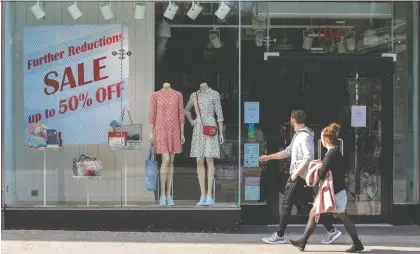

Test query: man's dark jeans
[277,176,335,236]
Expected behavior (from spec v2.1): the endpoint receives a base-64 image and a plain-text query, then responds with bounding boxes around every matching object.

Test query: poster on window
[23,24,129,145]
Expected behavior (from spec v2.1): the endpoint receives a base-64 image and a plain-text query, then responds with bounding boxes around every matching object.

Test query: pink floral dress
[149,89,185,154]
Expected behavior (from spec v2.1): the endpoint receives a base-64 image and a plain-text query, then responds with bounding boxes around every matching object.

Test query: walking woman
[289,123,364,253]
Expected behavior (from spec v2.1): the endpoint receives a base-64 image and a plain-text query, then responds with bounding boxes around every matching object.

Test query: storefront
[1,1,419,230]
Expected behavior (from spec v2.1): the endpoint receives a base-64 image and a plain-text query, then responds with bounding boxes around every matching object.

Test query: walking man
[260,110,342,244]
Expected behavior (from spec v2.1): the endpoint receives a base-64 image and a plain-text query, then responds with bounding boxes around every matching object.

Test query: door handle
[318,139,322,160]
[318,138,344,160]
[338,138,344,155]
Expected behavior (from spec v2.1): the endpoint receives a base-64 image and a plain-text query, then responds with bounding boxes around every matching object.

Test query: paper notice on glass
[244,143,259,167]
[244,102,260,124]
[245,177,260,201]
[351,105,367,127]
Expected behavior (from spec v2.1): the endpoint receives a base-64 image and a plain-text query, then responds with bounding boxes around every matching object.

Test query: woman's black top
[318,147,346,194]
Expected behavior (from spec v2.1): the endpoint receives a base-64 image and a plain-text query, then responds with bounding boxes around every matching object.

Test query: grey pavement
[2,225,420,254]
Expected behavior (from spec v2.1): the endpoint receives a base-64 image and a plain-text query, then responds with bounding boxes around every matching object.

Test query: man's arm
[292,135,314,178]
[260,143,292,161]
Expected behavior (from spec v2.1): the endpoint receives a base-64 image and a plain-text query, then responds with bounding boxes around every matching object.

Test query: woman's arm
[318,149,336,180]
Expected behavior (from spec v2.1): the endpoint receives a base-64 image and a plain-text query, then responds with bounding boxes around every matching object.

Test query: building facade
[1,1,419,230]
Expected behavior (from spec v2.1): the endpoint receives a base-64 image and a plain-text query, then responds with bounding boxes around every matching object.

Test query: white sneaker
[262,232,286,244]
[197,196,206,206]
[159,196,166,206]
[166,196,175,206]
[203,196,215,206]
[321,229,342,244]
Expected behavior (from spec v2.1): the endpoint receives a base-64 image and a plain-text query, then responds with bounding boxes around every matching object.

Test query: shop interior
[154,2,401,212]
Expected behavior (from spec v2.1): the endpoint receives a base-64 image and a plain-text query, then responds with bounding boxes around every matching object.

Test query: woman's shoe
[345,242,364,253]
[289,239,306,251]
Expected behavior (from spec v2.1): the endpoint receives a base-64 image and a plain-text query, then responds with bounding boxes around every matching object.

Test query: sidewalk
[2,225,420,254]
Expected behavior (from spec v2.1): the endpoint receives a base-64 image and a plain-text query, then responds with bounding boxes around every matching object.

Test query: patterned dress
[149,89,185,154]
[184,88,224,158]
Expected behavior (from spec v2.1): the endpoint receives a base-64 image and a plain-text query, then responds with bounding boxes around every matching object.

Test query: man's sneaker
[321,228,342,244]
[262,232,286,244]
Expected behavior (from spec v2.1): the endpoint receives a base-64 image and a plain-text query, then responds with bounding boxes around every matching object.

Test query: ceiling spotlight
[164,1,179,20]
[135,2,145,20]
[30,1,46,20]
[100,2,114,20]
[254,30,264,47]
[67,2,82,20]
[215,2,231,20]
[209,29,222,49]
[187,2,203,20]
[157,20,171,39]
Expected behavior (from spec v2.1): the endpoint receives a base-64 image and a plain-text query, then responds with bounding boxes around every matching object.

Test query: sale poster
[23,24,129,145]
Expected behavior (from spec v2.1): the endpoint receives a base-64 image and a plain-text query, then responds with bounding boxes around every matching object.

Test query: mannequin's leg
[204,157,215,206]
[166,153,175,196]
[196,158,206,206]
[159,153,170,205]
[164,153,176,206]
[206,158,215,198]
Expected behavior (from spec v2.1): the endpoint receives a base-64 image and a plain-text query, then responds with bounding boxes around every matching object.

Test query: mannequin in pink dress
[149,82,185,206]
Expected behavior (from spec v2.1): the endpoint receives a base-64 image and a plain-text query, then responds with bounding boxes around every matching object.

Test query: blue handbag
[31,136,47,148]
[145,144,158,191]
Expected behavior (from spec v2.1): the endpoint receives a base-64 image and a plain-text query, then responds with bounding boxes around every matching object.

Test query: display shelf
[72,176,103,206]
[29,146,63,207]
[109,146,142,151]
[30,146,63,152]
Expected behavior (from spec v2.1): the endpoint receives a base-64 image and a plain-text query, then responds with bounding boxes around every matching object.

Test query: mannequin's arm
[149,124,155,143]
[180,124,185,144]
[214,92,224,144]
[184,95,195,126]
[149,93,157,144]
[218,121,224,144]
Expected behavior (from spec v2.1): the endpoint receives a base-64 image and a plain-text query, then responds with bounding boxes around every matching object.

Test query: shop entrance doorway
[249,54,394,224]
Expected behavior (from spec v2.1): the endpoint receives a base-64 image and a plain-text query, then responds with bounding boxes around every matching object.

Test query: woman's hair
[322,122,341,146]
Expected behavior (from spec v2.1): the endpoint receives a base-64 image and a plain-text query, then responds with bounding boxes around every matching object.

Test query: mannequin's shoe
[159,196,166,206]
[204,196,215,206]
[197,196,206,206]
[166,196,175,206]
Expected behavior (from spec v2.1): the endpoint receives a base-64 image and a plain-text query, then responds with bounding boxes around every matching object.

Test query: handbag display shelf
[72,175,104,207]
[29,146,63,207]
[110,106,143,151]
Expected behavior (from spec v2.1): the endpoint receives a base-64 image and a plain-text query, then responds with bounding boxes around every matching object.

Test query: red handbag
[196,91,218,136]
[108,131,128,148]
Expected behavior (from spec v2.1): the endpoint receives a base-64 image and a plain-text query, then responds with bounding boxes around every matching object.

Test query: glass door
[260,54,394,223]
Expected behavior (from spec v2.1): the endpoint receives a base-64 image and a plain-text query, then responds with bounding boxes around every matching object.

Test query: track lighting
[254,30,264,47]
[135,2,145,20]
[187,2,203,20]
[209,29,222,49]
[100,2,114,20]
[164,1,179,20]
[215,2,231,20]
[30,1,46,20]
[67,2,82,20]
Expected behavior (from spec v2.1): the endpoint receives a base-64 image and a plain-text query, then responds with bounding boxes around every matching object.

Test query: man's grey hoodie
[283,126,315,179]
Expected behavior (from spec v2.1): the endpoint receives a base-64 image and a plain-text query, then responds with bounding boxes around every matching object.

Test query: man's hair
[291,109,306,124]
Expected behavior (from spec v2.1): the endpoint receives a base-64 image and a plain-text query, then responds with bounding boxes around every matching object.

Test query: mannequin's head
[290,109,306,131]
[200,82,209,89]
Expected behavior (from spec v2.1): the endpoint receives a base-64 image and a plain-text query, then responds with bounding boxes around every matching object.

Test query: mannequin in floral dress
[149,82,185,206]
[184,82,224,206]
